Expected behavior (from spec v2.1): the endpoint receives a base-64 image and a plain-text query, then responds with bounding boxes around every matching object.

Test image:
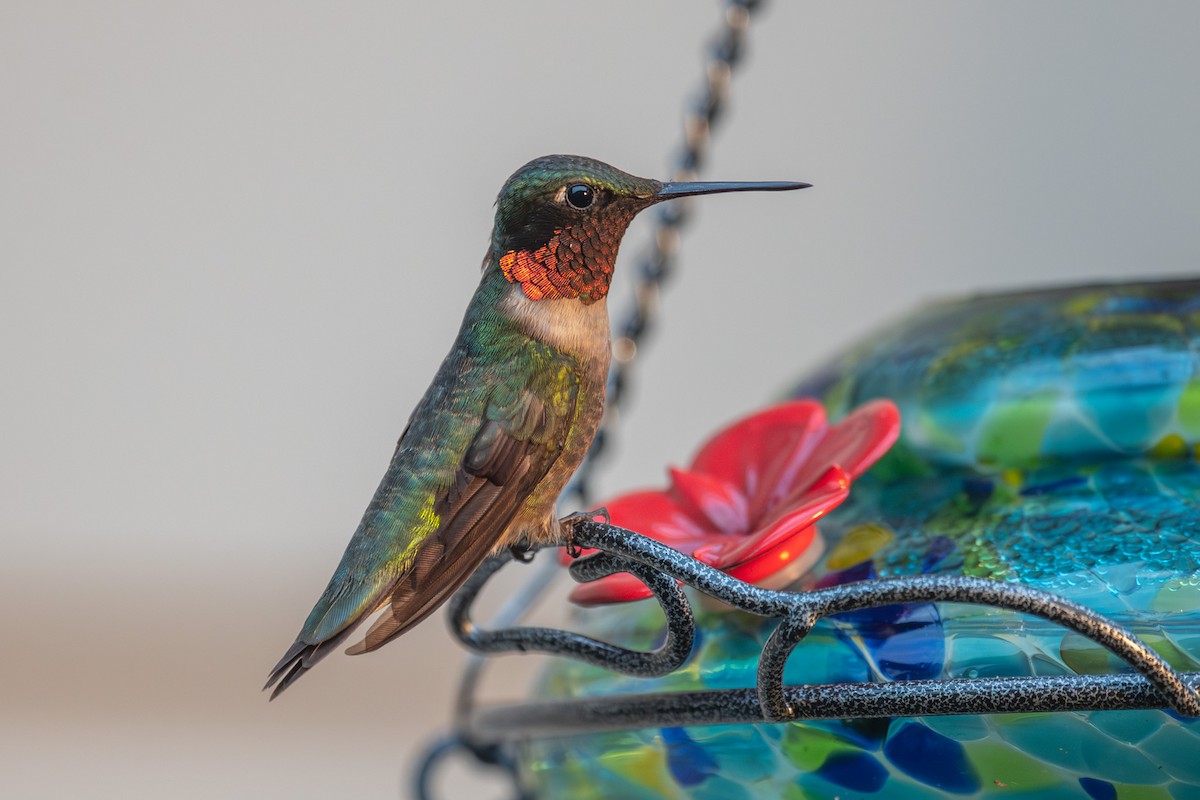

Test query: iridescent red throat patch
[499,224,619,304]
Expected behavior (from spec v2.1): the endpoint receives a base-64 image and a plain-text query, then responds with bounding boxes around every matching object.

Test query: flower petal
[724,528,822,586]
[696,465,849,567]
[567,571,654,606]
[690,400,828,502]
[558,488,710,567]
[784,399,901,492]
[606,488,686,530]
[668,467,748,535]
[564,399,901,605]
[611,489,713,551]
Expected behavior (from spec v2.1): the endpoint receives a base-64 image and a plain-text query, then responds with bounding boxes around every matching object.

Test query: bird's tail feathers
[263,624,358,700]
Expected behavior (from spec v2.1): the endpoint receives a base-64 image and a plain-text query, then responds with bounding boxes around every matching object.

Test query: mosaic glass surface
[522,279,1200,798]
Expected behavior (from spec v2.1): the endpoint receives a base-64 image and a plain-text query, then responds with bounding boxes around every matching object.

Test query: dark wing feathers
[266,354,580,697]
[346,392,559,654]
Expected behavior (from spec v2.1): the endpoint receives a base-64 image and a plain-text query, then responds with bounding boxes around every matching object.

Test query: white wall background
[2,2,1198,797]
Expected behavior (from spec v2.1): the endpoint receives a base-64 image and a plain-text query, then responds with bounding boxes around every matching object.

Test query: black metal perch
[449,520,1200,742]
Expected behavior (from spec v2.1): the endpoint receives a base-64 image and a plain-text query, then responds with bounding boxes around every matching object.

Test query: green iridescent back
[523,279,1200,800]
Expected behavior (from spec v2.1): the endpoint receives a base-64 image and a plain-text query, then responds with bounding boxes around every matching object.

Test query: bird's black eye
[565,183,595,210]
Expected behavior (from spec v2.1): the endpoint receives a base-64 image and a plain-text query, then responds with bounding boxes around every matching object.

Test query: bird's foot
[559,507,610,558]
[508,543,536,563]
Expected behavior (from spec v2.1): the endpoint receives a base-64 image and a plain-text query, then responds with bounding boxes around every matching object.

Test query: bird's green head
[490,155,659,304]
[490,154,809,304]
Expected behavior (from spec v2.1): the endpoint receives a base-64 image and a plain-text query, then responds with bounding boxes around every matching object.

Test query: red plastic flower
[566,399,900,606]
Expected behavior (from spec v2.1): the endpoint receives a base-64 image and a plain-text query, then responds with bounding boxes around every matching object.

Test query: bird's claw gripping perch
[508,543,536,563]
[559,507,610,558]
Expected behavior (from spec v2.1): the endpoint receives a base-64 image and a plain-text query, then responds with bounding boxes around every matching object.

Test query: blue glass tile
[1077,777,1116,800]
[883,722,979,794]
[816,751,887,792]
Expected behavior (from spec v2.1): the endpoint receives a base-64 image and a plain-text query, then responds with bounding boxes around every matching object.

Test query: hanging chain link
[413,2,769,797]
[563,0,763,506]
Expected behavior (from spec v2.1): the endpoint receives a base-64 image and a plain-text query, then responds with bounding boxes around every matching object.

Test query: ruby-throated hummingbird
[266,155,808,697]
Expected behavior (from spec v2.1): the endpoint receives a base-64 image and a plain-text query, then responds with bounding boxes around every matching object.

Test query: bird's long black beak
[652,180,811,202]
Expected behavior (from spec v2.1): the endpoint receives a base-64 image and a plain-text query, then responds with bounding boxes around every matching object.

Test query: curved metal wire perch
[448,519,1200,741]
[448,547,695,678]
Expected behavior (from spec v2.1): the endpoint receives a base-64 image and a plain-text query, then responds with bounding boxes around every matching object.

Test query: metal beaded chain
[412,2,766,797]
[562,0,761,506]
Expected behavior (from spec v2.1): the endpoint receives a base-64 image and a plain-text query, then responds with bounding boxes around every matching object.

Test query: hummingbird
[265,154,808,698]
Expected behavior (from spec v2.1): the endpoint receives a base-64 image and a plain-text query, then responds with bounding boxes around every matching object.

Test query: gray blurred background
[2,2,1198,798]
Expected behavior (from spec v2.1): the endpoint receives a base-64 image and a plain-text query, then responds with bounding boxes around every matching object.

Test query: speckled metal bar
[467,672,1200,741]
[449,520,1200,738]
[449,545,696,678]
